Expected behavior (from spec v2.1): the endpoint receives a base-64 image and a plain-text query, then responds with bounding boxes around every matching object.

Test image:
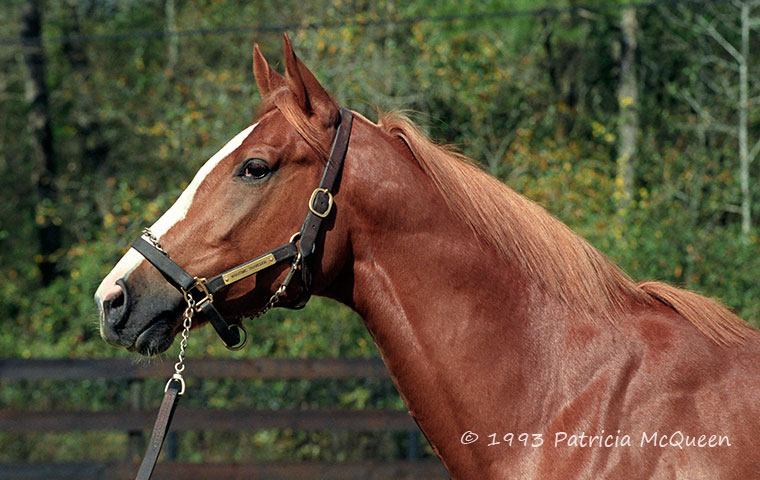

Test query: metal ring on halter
[225,323,248,351]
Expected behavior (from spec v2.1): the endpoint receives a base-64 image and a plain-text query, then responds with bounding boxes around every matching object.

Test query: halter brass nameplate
[222,253,277,285]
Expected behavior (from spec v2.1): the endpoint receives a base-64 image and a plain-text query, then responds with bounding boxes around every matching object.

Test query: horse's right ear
[253,43,284,97]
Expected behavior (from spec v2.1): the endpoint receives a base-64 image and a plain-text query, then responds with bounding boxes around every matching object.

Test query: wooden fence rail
[0,358,447,480]
[0,461,445,480]
[0,408,417,432]
[0,357,391,380]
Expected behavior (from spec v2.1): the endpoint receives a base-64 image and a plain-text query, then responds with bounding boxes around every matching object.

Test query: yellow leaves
[147,122,167,136]
[482,42,497,59]
[592,121,616,143]
[412,24,425,44]
[104,213,115,227]
[339,27,353,44]
[144,201,161,221]
[674,265,683,278]
[619,95,634,108]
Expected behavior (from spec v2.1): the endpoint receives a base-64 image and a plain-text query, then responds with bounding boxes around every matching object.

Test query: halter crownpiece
[130,107,353,350]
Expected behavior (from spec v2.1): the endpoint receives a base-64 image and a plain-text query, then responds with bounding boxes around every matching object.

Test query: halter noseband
[131,107,353,350]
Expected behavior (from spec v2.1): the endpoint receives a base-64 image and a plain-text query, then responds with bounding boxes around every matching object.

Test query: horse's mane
[377,111,752,345]
[256,85,750,345]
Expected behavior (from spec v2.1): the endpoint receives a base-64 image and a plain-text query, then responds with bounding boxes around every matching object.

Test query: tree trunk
[166,0,179,73]
[617,7,638,213]
[739,2,751,236]
[62,1,110,174]
[21,0,61,285]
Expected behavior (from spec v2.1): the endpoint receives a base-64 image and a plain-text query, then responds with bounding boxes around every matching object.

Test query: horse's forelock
[256,87,334,160]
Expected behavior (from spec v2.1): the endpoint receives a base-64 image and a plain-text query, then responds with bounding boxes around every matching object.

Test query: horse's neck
[327,121,623,468]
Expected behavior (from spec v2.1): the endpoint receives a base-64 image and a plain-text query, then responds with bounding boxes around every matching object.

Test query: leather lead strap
[135,379,182,480]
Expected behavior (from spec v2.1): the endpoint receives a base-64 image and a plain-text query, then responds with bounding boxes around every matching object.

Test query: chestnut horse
[96,35,760,479]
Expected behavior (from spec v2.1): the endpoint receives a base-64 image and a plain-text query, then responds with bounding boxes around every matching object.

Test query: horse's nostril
[103,280,129,329]
[108,289,124,309]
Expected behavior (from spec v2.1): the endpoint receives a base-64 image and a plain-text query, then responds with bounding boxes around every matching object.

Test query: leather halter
[131,107,353,349]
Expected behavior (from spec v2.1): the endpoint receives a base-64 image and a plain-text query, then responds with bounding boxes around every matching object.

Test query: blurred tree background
[1,0,759,467]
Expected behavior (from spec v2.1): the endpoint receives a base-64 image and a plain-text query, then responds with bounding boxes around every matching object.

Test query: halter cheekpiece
[131,107,353,350]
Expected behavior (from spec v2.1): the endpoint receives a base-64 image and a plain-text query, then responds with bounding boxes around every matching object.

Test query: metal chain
[175,296,194,375]
[142,228,167,255]
[252,252,302,319]
[160,235,301,394]
[165,291,194,396]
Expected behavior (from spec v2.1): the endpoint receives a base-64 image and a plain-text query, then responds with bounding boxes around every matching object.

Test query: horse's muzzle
[96,273,181,355]
[97,279,131,347]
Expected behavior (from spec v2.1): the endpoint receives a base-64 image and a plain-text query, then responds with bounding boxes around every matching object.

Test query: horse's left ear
[282,32,339,126]
[253,43,285,97]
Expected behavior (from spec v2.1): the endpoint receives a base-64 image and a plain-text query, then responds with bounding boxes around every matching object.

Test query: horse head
[95,35,352,355]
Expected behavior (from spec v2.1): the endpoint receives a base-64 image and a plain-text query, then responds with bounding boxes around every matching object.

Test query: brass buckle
[183,277,213,312]
[308,188,333,218]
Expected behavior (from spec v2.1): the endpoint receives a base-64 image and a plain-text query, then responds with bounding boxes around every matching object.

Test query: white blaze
[95,123,257,301]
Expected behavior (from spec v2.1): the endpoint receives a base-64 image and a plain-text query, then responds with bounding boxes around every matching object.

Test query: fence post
[407,431,419,461]
[127,379,145,462]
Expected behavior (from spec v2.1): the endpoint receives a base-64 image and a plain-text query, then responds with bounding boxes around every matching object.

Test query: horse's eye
[241,160,270,180]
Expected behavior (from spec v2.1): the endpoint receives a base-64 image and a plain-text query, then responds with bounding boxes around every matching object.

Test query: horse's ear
[253,43,284,97]
[282,32,338,124]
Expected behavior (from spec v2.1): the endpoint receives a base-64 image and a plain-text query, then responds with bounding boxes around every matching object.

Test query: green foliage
[1,0,759,466]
